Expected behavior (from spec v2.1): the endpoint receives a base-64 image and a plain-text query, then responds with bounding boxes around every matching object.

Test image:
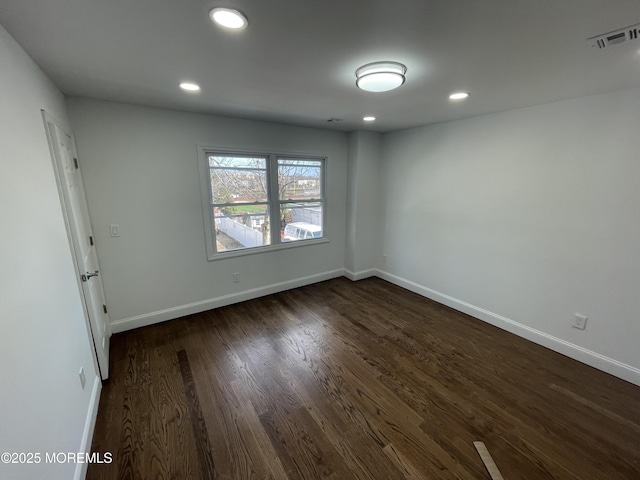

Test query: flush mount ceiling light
[179,82,201,92]
[363,116,376,122]
[449,91,470,100]
[209,7,248,30]
[356,61,407,93]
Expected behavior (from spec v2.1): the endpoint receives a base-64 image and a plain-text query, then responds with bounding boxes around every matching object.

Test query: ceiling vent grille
[589,23,640,49]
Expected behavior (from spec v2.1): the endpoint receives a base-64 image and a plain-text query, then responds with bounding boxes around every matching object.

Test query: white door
[43,113,111,380]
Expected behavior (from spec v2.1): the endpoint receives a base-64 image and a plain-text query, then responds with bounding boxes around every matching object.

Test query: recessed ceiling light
[449,92,470,100]
[209,7,248,30]
[363,116,376,122]
[179,82,201,92]
[356,61,407,93]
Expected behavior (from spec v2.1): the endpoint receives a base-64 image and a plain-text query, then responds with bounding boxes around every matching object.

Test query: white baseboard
[375,269,640,387]
[110,268,345,333]
[74,375,102,480]
[109,265,640,386]
[343,268,377,281]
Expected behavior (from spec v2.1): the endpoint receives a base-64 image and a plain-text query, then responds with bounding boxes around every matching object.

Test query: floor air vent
[589,23,640,49]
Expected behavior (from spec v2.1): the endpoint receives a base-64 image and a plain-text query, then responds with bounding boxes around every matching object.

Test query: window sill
[207,237,330,261]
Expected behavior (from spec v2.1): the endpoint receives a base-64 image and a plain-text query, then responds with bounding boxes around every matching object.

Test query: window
[199,149,326,258]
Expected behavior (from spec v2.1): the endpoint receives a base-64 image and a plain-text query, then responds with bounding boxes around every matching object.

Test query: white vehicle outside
[282,222,322,241]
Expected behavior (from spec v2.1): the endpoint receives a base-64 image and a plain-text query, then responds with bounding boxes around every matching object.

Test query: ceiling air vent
[589,23,640,49]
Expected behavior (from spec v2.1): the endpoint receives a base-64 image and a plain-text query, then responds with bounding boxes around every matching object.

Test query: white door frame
[42,110,111,380]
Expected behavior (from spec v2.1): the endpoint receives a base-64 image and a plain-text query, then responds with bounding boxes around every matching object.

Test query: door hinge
[89,236,94,246]
[103,304,108,314]
[73,157,79,169]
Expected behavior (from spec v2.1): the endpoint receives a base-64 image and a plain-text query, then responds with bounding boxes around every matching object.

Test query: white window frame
[197,146,328,260]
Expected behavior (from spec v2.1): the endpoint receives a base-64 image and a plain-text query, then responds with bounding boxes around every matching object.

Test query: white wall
[0,25,100,480]
[379,86,640,385]
[66,98,348,331]
[345,131,382,278]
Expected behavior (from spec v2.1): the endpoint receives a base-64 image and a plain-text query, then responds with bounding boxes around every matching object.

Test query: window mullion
[268,154,281,245]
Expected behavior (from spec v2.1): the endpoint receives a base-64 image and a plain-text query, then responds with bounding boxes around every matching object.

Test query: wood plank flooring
[87,277,640,479]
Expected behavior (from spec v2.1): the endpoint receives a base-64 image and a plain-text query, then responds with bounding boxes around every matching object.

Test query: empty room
[1,1,639,479]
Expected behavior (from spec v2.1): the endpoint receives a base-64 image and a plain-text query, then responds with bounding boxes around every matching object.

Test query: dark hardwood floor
[87,277,640,479]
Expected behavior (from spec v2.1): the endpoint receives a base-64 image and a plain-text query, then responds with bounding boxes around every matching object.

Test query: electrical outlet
[573,314,588,330]
[232,272,240,283]
[109,224,120,237]
[382,254,387,264]
[79,367,86,389]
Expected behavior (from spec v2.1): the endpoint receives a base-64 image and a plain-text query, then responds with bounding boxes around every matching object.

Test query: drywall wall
[66,98,348,330]
[345,131,382,278]
[0,25,100,480]
[380,86,640,384]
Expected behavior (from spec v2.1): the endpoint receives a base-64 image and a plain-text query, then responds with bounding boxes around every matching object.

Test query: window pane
[201,151,325,258]
[210,167,268,204]
[214,206,271,252]
[209,155,266,169]
[280,202,323,242]
[278,158,322,201]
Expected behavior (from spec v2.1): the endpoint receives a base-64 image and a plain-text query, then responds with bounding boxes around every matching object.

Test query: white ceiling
[1,0,639,132]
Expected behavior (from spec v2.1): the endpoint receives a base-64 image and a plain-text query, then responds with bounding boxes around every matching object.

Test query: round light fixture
[179,82,201,92]
[209,7,248,30]
[363,116,376,122]
[449,92,470,100]
[356,61,406,93]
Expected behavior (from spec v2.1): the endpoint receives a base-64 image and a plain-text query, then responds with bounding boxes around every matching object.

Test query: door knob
[81,271,99,282]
